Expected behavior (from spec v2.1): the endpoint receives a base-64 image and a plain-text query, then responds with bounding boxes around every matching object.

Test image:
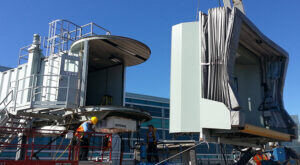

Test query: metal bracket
[223,0,245,14]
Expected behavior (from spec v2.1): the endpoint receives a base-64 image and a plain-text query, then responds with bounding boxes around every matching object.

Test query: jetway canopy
[170,7,296,146]
[70,35,151,70]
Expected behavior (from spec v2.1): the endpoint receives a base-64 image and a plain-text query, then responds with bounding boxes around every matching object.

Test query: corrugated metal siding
[0,64,30,111]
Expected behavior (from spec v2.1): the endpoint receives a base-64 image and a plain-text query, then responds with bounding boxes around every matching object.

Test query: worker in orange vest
[75,116,98,160]
[252,148,269,165]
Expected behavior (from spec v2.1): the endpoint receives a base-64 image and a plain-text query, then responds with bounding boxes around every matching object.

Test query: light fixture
[109,56,122,64]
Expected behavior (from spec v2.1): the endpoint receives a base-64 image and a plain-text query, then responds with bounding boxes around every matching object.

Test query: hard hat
[91,116,98,125]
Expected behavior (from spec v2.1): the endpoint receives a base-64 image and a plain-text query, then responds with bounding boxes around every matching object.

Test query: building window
[162,103,169,108]
[141,118,163,128]
[147,101,162,106]
[133,105,162,117]
[164,119,169,129]
[126,98,147,104]
[164,109,170,118]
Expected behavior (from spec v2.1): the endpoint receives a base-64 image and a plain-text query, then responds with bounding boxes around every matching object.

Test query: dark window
[165,130,174,140]
[127,98,147,104]
[134,105,162,117]
[123,139,131,153]
[164,119,169,129]
[162,103,170,108]
[157,130,162,140]
[141,118,162,128]
[125,98,132,102]
[147,101,162,106]
[164,109,170,118]
[126,98,165,107]
[196,144,214,154]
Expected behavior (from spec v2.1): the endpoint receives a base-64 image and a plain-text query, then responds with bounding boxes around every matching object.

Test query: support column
[80,41,89,107]
[27,34,42,107]
[15,134,27,160]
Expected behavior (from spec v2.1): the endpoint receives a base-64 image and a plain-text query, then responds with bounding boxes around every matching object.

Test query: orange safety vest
[75,123,85,139]
[253,154,268,165]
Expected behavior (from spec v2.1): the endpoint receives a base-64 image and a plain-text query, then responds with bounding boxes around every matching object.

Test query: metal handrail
[0,90,13,106]
[81,22,111,35]
[18,19,112,64]
[9,74,80,109]
[0,91,14,125]
[0,126,113,162]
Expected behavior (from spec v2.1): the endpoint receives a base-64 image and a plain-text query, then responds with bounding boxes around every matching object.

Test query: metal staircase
[0,91,14,127]
[0,116,30,154]
[0,91,31,155]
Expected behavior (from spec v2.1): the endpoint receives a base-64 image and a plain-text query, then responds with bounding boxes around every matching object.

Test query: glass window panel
[162,103,170,107]
[129,98,147,104]
[133,105,162,117]
[123,140,131,152]
[64,59,79,72]
[141,118,162,128]
[164,119,169,129]
[125,98,132,102]
[164,109,170,118]
[165,130,174,140]
[157,130,162,140]
[147,101,162,106]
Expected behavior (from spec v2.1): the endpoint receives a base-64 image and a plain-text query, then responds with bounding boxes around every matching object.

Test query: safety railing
[7,73,81,112]
[0,126,112,163]
[0,91,14,126]
[45,19,111,57]
[81,22,111,37]
[18,19,111,65]
[18,45,32,65]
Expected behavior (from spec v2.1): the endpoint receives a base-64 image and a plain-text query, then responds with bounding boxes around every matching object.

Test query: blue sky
[0,0,299,116]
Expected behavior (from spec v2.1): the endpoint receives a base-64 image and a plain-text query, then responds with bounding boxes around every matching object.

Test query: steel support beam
[80,41,89,107]
[223,0,232,9]
[15,134,27,160]
[232,0,245,13]
[223,0,245,14]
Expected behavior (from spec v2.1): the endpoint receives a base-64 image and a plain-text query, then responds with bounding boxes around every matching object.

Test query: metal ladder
[44,56,61,101]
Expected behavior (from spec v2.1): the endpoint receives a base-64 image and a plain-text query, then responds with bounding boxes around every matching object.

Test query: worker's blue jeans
[147,142,159,163]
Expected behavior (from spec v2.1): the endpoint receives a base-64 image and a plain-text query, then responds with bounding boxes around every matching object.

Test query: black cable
[127,132,131,150]
[220,143,228,165]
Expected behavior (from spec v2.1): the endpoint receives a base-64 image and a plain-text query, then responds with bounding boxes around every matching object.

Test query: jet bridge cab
[170,7,297,146]
[69,35,152,132]
[0,20,151,132]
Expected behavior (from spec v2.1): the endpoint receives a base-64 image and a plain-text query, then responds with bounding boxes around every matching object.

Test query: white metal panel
[200,99,231,130]
[0,72,9,101]
[170,21,232,133]
[170,24,183,132]
[0,72,3,103]
[170,22,201,133]
[42,55,61,102]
